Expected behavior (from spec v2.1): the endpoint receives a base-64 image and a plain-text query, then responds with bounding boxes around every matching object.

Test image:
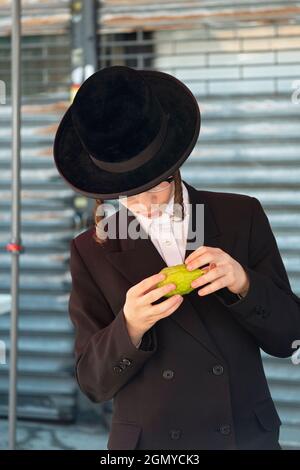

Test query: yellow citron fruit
[156,263,206,297]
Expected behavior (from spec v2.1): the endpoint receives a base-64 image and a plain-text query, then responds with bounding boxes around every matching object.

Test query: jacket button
[219,424,231,435]
[212,365,224,375]
[113,365,123,373]
[169,429,181,439]
[163,369,174,379]
[255,306,270,318]
[121,358,132,366]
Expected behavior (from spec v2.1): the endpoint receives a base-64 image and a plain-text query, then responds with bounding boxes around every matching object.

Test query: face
[119,179,175,218]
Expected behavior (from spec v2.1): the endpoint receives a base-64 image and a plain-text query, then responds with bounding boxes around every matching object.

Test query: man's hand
[184,246,250,297]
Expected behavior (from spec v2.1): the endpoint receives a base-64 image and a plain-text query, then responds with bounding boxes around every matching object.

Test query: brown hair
[92,168,184,246]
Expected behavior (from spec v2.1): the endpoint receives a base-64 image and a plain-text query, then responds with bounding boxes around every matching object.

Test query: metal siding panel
[0,19,76,421]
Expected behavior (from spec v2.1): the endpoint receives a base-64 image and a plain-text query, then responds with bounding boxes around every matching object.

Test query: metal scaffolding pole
[82,0,97,79]
[7,0,22,450]
[70,0,98,227]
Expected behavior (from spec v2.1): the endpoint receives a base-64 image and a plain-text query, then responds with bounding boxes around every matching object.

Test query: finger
[159,297,185,319]
[141,282,177,305]
[198,275,229,296]
[184,245,209,264]
[185,246,224,266]
[191,264,227,289]
[199,265,210,275]
[132,272,166,297]
[151,294,183,316]
[185,252,218,271]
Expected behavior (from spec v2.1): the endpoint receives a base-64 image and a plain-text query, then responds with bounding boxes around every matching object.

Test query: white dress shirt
[123,181,190,348]
[121,181,245,349]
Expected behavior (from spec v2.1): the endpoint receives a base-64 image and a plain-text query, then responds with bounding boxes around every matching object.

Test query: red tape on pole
[6,242,24,253]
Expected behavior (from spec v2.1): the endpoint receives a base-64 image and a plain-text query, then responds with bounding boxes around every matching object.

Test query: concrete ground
[0,396,112,450]
[0,414,110,450]
[0,417,109,450]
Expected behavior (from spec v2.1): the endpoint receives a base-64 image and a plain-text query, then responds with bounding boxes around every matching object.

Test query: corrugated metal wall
[97,0,300,449]
[0,1,77,421]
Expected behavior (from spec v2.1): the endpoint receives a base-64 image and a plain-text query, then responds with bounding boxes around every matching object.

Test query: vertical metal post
[70,0,84,102]
[82,0,98,220]
[70,0,98,226]
[82,0,98,79]
[71,0,98,89]
[8,0,22,450]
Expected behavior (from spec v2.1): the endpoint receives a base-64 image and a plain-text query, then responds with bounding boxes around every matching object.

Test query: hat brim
[53,69,201,199]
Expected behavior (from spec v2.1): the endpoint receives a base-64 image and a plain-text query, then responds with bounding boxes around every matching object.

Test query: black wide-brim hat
[53,65,201,199]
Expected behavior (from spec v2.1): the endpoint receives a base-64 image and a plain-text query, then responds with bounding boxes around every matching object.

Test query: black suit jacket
[68,181,300,450]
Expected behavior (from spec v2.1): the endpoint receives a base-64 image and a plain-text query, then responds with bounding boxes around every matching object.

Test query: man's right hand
[123,272,183,344]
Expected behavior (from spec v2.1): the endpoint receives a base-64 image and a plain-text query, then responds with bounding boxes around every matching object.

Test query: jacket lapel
[104,180,224,360]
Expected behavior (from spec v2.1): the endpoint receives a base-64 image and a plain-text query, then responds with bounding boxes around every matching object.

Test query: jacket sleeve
[68,238,158,403]
[214,196,300,358]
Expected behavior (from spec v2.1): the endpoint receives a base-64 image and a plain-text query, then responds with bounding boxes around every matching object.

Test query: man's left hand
[185,246,250,297]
